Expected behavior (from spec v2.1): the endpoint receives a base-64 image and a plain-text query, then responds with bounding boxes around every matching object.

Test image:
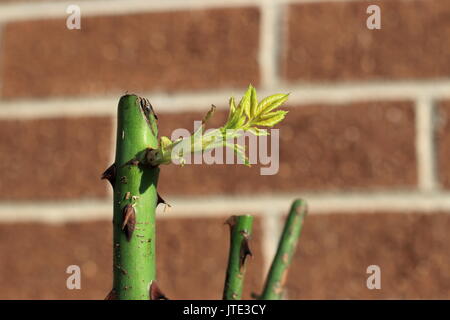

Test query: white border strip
[1,80,450,119]
[0,0,376,23]
[1,192,450,223]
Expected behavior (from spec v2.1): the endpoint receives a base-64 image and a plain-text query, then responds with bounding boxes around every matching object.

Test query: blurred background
[0,0,449,299]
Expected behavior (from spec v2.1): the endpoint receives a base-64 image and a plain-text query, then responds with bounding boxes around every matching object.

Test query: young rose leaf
[236,114,247,129]
[160,136,172,149]
[226,97,237,123]
[239,85,252,119]
[224,142,250,166]
[202,104,216,125]
[149,85,289,167]
[253,110,288,127]
[202,134,218,150]
[249,85,258,118]
[247,127,269,136]
[257,93,289,115]
[225,108,241,129]
[191,104,216,138]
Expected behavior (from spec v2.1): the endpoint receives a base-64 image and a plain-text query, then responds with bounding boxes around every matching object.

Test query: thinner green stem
[223,215,254,300]
[260,199,307,300]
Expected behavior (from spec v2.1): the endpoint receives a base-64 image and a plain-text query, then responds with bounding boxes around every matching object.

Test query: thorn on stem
[122,204,136,241]
[149,281,168,300]
[157,193,172,212]
[239,231,253,271]
[202,104,216,126]
[144,147,160,167]
[101,163,116,187]
[140,97,158,120]
[225,215,237,229]
[104,289,116,300]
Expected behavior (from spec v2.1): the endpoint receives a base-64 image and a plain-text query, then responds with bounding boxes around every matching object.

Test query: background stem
[112,94,159,300]
[260,199,307,300]
[223,215,254,300]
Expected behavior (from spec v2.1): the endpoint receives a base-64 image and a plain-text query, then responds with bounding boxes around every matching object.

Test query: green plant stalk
[260,199,307,300]
[112,94,159,300]
[223,215,254,300]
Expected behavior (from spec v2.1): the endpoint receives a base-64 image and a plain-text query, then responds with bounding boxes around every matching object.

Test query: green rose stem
[260,199,307,300]
[102,94,161,300]
[223,215,254,300]
[100,86,291,300]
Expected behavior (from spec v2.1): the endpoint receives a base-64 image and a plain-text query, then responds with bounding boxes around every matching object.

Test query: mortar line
[416,97,439,191]
[1,81,450,119]
[0,23,4,96]
[2,192,450,223]
[261,210,283,281]
[259,0,279,89]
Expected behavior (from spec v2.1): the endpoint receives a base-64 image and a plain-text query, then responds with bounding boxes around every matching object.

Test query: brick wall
[0,0,449,299]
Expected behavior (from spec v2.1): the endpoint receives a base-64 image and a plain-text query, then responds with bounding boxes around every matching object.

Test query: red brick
[0,117,112,200]
[156,100,416,196]
[285,212,450,299]
[0,216,263,299]
[0,8,260,98]
[0,213,448,299]
[0,221,111,299]
[284,0,450,82]
[0,100,416,200]
[156,216,264,300]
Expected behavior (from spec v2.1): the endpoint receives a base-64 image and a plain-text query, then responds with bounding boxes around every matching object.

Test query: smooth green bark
[223,215,254,300]
[112,94,159,300]
[261,199,307,300]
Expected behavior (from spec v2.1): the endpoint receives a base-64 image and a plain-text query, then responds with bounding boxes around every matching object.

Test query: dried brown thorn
[149,281,168,300]
[157,193,172,212]
[122,204,136,241]
[104,289,116,300]
[101,163,116,187]
[239,231,253,271]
